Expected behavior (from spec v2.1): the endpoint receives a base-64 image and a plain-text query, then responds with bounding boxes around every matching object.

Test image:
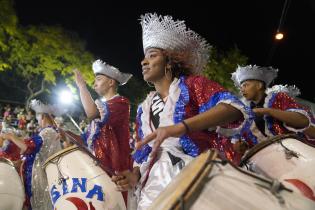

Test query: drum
[148,149,315,210]
[240,134,315,201]
[43,145,126,210]
[0,158,25,210]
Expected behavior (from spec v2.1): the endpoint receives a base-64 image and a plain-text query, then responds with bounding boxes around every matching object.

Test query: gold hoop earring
[165,67,172,81]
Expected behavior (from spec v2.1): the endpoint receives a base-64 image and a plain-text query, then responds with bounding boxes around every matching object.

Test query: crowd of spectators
[0,103,37,137]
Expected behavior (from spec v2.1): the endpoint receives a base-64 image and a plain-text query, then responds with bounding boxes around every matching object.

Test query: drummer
[112,13,252,210]
[0,124,23,170]
[231,65,312,146]
[74,60,133,204]
[265,84,315,143]
[0,99,63,210]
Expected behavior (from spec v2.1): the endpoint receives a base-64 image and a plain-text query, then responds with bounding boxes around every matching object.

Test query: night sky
[13,0,315,101]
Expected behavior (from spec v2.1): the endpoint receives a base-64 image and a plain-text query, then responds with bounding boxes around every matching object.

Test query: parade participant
[231,65,312,145]
[0,99,62,210]
[112,13,252,210]
[0,123,22,164]
[74,60,133,204]
[266,84,315,141]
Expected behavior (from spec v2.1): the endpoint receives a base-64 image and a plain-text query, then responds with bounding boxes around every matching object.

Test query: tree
[10,26,94,109]
[0,0,18,71]
[0,0,95,110]
[203,46,248,93]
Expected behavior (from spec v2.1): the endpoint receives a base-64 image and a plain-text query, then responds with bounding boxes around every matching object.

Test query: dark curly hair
[161,49,195,79]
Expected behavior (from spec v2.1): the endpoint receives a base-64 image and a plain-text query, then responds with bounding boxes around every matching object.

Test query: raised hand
[74,69,86,89]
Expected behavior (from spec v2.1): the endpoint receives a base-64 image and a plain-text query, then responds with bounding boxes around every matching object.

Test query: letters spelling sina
[50,177,104,204]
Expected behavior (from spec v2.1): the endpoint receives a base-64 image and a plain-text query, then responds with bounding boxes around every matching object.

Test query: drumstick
[50,113,115,175]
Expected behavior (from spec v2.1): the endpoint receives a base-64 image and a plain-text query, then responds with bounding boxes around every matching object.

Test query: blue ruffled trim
[24,135,43,205]
[81,132,88,146]
[266,93,278,136]
[199,91,256,143]
[137,106,144,140]
[241,120,259,145]
[174,76,199,157]
[132,106,153,163]
[199,91,242,113]
[230,105,258,145]
[84,102,110,151]
[133,144,152,163]
[199,91,249,128]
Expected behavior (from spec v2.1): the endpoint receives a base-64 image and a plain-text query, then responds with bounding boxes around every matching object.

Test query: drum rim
[43,145,78,168]
[149,149,218,210]
[0,157,15,167]
[240,133,303,166]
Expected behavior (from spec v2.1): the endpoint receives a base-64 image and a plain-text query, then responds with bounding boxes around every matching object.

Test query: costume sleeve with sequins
[133,76,253,165]
[133,104,152,165]
[0,141,22,161]
[82,96,132,173]
[185,76,253,136]
[270,92,311,132]
[21,135,43,209]
[23,136,42,155]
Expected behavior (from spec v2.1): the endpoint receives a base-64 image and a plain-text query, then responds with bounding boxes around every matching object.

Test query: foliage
[0,0,95,109]
[203,46,248,93]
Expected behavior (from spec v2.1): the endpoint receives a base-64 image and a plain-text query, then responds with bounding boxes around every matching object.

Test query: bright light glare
[275,32,284,40]
[59,90,73,104]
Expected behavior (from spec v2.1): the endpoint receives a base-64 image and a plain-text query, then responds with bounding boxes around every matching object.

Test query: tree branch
[25,79,46,111]
[32,79,45,98]
[27,77,34,95]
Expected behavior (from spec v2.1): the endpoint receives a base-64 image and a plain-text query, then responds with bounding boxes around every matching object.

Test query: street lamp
[58,90,73,105]
[275,32,284,40]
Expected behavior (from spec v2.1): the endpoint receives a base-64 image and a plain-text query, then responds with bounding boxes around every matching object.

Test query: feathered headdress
[231,65,278,88]
[266,84,301,97]
[140,13,211,74]
[29,99,63,117]
[92,59,132,86]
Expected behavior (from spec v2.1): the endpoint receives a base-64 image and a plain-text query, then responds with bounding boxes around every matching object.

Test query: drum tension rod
[279,141,299,159]
[47,156,69,185]
[255,180,287,205]
[225,157,293,205]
